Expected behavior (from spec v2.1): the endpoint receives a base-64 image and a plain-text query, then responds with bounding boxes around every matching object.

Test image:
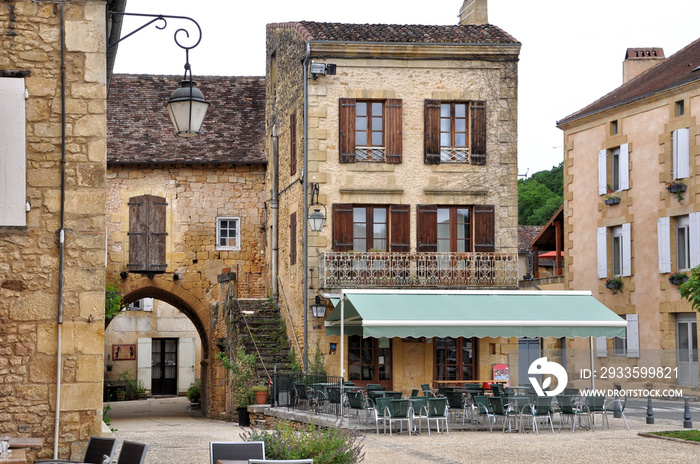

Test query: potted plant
[252,385,269,405]
[604,194,621,205]
[217,347,255,426]
[669,272,688,286]
[605,277,623,295]
[187,380,201,404]
[115,389,126,402]
[666,180,687,203]
[105,354,113,372]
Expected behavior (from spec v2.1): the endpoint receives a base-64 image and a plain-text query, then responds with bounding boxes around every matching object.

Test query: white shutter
[657,217,671,273]
[626,314,639,358]
[690,212,700,268]
[622,223,632,277]
[673,128,690,179]
[598,149,607,195]
[619,143,630,190]
[0,78,27,226]
[143,298,154,312]
[137,337,152,391]
[596,336,608,357]
[597,227,608,278]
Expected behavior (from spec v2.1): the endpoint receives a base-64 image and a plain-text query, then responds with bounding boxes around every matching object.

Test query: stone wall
[0,1,108,460]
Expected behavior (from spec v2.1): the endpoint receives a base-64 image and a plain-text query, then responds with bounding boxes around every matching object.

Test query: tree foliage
[678,266,700,312]
[518,162,563,225]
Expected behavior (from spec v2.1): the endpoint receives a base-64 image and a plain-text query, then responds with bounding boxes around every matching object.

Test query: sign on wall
[112,344,136,361]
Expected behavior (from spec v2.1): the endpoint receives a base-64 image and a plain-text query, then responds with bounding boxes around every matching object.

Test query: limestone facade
[0,1,108,460]
[266,21,521,392]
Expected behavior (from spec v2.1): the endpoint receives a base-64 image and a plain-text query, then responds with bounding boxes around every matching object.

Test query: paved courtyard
[108,397,699,463]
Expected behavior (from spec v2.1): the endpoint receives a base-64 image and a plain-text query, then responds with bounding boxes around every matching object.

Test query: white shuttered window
[0,78,27,226]
[657,217,671,274]
[673,128,690,180]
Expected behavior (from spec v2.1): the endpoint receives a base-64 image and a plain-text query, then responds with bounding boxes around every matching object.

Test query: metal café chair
[114,441,148,464]
[36,437,118,464]
[209,441,264,464]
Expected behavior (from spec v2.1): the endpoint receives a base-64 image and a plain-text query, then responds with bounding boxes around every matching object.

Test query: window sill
[346,163,395,172]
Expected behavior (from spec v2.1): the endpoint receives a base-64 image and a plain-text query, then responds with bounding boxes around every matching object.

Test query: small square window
[676,100,685,116]
[216,217,241,251]
[610,120,618,135]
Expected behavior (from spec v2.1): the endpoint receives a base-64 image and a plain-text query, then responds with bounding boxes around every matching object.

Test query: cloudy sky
[113,0,700,176]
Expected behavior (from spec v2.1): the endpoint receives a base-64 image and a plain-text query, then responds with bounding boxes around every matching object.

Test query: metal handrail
[277,275,303,362]
[237,299,271,385]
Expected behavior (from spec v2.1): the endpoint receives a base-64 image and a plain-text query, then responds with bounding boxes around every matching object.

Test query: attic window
[610,120,618,135]
[676,100,685,117]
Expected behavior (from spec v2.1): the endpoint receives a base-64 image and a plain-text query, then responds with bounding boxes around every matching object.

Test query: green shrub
[242,421,364,464]
[187,380,201,403]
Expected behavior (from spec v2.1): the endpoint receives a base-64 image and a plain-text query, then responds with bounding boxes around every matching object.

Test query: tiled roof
[268,21,519,44]
[558,37,700,125]
[107,74,266,165]
[518,225,543,254]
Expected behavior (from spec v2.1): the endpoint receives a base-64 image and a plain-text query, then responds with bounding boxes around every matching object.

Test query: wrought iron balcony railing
[319,251,518,289]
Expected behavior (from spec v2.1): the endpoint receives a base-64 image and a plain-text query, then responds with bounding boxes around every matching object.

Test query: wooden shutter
[657,217,671,273]
[332,204,354,251]
[389,204,410,252]
[690,212,700,268]
[626,314,640,358]
[598,149,607,195]
[289,212,296,265]
[596,336,608,357]
[674,128,690,179]
[473,205,495,252]
[619,143,629,190]
[339,98,356,163]
[385,99,403,164]
[621,223,632,277]
[0,78,26,226]
[149,196,168,271]
[128,195,168,273]
[597,227,607,278]
[424,100,441,164]
[290,111,297,175]
[470,100,487,165]
[417,205,438,252]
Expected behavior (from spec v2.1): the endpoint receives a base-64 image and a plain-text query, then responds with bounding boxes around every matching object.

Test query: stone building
[0,0,120,460]
[265,1,531,392]
[106,74,266,418]
[557,39,700,390]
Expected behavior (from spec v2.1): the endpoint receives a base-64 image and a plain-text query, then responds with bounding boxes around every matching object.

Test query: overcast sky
[113,0,700,177]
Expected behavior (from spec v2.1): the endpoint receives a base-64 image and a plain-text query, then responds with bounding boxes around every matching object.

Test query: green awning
[325,289,626,339]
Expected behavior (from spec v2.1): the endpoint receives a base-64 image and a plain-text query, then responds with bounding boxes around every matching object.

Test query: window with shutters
[128,195,168,273]
[598,144,629,194]
[677,215,691,271]
[425,100,486,165]
[658,213,700,274]
[673,128,690,180]
[216,217,241,251]
[332,204,409,252]
[339,98,402,164]
[597,223,631,278]
[0,77,27,226]
[417,204,494,253]
[290,111,297,175]
[290,212,297,265]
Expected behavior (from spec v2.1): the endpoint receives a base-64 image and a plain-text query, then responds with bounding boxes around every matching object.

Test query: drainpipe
[271,123,279,304]
[302,42,310,371]
[53,3,67,459]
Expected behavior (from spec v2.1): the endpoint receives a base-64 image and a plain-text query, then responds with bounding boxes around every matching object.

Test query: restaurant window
[434,337,476,381]
[339,98,402,164]
[332,204,409,252]
[348,336,392,387]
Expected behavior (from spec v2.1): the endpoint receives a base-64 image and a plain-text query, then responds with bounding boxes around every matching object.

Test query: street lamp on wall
[311,295,327,318]
[108,12,210,137]
[307,183,326,232]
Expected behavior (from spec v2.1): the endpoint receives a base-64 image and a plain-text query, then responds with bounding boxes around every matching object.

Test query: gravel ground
[108,397,700,464]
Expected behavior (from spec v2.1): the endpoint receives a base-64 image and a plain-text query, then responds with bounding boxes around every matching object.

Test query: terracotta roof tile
[107,74,266,165]
[267,21,519,44]
[559,37,700,125]
[518,225,543,253]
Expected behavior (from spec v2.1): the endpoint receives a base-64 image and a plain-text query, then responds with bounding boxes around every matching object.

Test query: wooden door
[151,338,178,396]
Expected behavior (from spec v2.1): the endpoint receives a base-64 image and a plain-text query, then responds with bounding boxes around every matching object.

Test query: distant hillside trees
[518,162,563,225]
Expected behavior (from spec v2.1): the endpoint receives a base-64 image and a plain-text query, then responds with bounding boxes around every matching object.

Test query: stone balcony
[319,251,518,289]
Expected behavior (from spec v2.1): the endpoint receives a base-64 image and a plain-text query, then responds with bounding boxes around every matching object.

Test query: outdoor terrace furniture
[114,441,148,464]
[292,382,314,410]
[373,397,393,434]
[443,391,470,424]
[410,389,419,397]
[209,442,265,464]
[585,394,607,429]
[386,399,413,436]
[346,390,372,424]
[488,396,508,433]
[519,396,554,434]
[603,396,629,430]
[384,391,403,399]
[556,395,591,432]
[473,395,495,431]
[248,460,313,464]
[408,397,428,431]
[35,436,118,464]
[421,397,449,435]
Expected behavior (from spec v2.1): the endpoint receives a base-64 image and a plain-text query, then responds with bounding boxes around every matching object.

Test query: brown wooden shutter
[385,99,402,164]
[339,98,356,163]
[424,99,441,165]
[389,204,410,252]
[332,204,354,251]
[470,100,486,165]
[128,194,167,273]
[289,212,297,265]
[473,205,495,252]
[290,111,297,175]
[417,204,438,252]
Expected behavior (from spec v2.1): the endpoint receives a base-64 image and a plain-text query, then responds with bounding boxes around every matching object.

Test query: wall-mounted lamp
[310,60,336,79]
[108,12,210,137]
[307,183,327,232]
[311,295,327,318]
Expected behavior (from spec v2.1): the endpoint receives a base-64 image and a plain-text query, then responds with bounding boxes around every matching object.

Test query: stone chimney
[623,48,665,83]
[459,0,488,25]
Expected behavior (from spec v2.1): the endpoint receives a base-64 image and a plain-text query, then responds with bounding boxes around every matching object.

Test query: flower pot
[669,275,688,285]
[667,184,687,194]
[237,407,250,427]
[604,197,621,205]
[254,390,269,405]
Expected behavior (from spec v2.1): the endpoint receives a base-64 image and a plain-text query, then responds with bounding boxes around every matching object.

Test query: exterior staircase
[236,299,294,380]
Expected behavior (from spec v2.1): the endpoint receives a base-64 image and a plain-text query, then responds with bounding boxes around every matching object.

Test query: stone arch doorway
[106,276,224,418]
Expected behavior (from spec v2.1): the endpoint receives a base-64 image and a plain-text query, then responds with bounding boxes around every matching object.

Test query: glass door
[151,338,178,395]
[676,314,698,386]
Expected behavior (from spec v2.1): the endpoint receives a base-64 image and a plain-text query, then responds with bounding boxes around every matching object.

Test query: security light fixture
[309,61,337,79]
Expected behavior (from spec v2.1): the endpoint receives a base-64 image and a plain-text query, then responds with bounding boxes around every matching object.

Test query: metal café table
[0,448,26,464]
